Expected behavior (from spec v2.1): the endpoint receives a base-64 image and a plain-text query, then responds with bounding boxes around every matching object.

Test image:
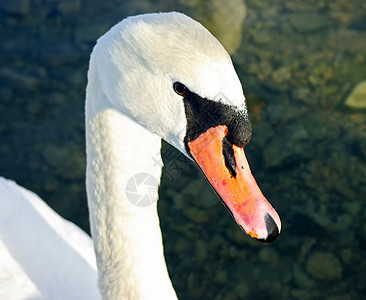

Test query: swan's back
[0,177,99,299]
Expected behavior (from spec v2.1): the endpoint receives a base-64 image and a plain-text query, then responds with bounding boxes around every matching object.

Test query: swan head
[89,12,281,243]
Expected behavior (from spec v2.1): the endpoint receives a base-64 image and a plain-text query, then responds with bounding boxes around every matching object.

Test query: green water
[1,0,365,299]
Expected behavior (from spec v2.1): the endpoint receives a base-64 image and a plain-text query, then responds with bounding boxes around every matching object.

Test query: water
[1,0,365,299]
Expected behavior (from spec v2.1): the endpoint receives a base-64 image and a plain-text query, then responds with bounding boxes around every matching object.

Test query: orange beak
[188,125,281,243]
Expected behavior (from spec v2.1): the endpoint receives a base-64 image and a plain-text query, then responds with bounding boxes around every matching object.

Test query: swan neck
[85,103,177,299]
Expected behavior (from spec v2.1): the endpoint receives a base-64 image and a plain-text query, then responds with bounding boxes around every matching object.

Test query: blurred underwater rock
[344,80,366,109]
[180,0,246,54]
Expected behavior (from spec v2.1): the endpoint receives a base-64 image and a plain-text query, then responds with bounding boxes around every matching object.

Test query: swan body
[0,177,99,299]
[0,12,281,300]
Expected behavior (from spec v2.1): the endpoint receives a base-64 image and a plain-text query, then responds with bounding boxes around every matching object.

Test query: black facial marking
[222,137,237,178]
[182,90,252,154]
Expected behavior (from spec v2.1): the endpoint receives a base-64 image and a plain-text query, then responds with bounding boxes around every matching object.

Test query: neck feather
[85,103,177,299]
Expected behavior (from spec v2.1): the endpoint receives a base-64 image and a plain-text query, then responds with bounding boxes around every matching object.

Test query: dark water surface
[1,0,366,299]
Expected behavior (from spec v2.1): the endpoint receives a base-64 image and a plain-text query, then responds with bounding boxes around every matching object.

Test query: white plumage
[0,177,99,299]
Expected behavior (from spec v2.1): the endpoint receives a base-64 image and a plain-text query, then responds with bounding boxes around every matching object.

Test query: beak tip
[254,213,280,244]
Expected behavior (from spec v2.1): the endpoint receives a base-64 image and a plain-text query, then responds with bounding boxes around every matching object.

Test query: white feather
[0,177,99,299]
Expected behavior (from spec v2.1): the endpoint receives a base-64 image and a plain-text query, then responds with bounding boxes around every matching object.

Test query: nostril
[222,136,237,178]
[255,214,279,244]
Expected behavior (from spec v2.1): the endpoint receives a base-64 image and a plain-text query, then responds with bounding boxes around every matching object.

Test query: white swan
[0,12,281,300]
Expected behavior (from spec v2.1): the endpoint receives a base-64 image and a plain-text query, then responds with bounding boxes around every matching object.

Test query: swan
[0,12,281,300]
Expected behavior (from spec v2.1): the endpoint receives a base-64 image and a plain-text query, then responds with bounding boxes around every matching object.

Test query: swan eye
[173,82,188,96]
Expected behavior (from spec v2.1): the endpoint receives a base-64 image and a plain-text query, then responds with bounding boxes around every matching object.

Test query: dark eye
[173,82,188,96]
